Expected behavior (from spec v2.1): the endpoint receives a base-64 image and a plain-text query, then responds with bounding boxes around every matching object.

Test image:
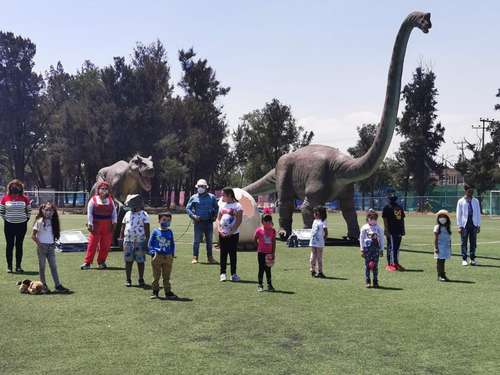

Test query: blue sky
[1,1,499,164]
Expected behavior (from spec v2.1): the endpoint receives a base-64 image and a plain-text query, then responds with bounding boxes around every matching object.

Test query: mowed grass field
[1,212,500,375]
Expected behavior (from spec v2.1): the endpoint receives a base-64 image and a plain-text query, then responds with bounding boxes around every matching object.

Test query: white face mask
[197,187,206,194]
[438,217,447,225]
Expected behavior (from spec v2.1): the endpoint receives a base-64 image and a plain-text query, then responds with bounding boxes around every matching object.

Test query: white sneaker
[220,273,227,282]
[461,260,468,266]
[230,274,240,282]
[470,259,477,266]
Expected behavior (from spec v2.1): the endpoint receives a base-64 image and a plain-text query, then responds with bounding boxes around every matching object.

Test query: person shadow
[373,286,404,291]
[161,296,193,302]
[444,279,475,284]
[15,271,39,276]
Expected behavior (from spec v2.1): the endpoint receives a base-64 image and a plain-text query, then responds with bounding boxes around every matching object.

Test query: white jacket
[456,197,481,228]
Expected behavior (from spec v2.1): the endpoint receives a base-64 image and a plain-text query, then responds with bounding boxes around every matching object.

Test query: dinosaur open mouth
[139,171,153,192]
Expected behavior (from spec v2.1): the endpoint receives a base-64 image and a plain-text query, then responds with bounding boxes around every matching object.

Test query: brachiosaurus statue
[244,11,432,239]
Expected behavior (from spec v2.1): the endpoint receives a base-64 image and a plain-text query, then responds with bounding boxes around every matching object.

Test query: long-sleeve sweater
[148,228,175,256]
[0,194,32,223]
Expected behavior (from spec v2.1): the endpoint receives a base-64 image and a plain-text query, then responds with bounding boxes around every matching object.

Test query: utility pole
[472,118,496,151]
[454,139,467,158]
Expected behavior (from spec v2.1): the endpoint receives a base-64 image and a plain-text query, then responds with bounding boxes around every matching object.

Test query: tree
[454,142,497,210]
[396,66,445,209]
[348,124,393,209]
[234,98,314,182]
[177,48,231,192]
[495,88,500,111]
[0,31,44,181]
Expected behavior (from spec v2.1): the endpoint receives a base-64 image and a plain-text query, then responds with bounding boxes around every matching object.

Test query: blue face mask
[160,221,171,229]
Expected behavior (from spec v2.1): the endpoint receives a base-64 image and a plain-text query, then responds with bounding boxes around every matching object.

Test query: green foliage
[233,98,314,182]
[0,31,44,180]
[454,142,497,203]
[396,66,445,200]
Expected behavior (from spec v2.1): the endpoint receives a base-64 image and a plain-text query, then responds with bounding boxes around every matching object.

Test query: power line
[453,139,467,157]
[471,118,496,151]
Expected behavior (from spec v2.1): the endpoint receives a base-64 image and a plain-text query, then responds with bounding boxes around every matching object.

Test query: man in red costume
[81,182,117,270]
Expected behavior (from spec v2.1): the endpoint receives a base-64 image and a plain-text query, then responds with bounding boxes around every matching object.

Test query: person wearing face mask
[0,179,32,273]
[80,181,117,270]
[253,214,276,292]
[359,209,384,288]
[148,212,177,300]
[382,188,406,272]
[434,210,452,282]
[31,202,69,293]
[456,184,481,266]
[185,179,219,264]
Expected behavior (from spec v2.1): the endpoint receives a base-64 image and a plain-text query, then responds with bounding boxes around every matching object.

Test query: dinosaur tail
[243,169,277,195]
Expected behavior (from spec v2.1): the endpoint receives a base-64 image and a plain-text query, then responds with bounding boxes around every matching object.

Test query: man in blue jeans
[186,179,220,264]
[456,184,481,266]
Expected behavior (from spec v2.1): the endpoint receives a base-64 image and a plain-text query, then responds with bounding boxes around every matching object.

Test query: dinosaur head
[129,155,154,192]
[408,12,431,34]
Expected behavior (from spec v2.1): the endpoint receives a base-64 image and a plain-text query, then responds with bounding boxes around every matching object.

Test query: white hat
[125,194,140,205]
[195,179,208,188]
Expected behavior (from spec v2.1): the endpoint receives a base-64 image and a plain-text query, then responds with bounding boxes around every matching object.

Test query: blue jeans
[461,222,477,260]
[193,221,213,257]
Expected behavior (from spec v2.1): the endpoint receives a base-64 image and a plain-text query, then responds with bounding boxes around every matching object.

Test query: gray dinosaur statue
[90,154,154,203]
[244,11,431,239]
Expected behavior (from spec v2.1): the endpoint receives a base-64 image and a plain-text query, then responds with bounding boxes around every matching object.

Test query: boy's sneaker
[470,259,477,266]
[438,276,447,282]
[395,264,406,271]
[80,263,91,270]
[41,284,50,294]
[55,285,70,293]
[461,260,468,266]
[230,274,240,282]
[257,284,264,292]
[150,290,159,299]
[191,256,198,264]
[372,281,379,288]
[267,284,275,292]
[97,263,107,270]
[138,279,145,287]
[7,268,13,273]
[165,291,178,300]
[220,273,227,282]
[385,264,397,272]
[317,272,326,278]
[125,280,132,287]
[365,280,371,288]
[15,267,24,273]
[311,271,317,278]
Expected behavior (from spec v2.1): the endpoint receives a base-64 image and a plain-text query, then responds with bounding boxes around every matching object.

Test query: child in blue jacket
[148,212,177,300]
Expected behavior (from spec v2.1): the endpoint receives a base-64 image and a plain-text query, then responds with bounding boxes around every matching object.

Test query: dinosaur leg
[276,167,294,239]
[278,199,295,239]
[301,196,315,229]
[339,184,360,239]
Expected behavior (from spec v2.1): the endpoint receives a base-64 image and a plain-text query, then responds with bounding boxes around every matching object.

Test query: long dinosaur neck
[339,17,415,183]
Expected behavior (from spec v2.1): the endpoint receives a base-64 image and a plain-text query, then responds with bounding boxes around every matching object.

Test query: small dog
[17,279,45,295]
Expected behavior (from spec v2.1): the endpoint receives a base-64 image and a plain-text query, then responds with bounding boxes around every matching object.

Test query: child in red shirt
[254,214,276,292]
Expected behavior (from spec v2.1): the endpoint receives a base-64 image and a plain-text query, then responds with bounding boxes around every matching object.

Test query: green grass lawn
[1,212,500,374]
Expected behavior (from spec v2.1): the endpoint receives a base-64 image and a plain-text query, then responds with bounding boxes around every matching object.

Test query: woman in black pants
[0,179,32,273]
[216,187,243,282]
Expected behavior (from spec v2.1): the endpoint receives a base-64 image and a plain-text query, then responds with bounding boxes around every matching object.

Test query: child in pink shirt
[254,214,276,292]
